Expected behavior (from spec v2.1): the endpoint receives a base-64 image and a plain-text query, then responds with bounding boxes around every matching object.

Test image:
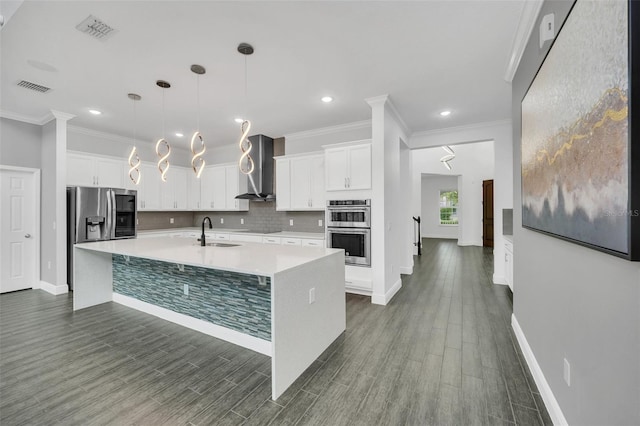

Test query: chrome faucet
[200,216,212,246]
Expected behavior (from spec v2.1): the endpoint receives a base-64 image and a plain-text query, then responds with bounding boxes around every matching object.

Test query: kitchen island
[73,237,345,400]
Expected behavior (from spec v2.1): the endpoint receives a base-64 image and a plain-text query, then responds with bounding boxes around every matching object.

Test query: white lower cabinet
[282,238,302,246]
[230,234,262,243]
[302,239,324,247]
[263,236,282,245]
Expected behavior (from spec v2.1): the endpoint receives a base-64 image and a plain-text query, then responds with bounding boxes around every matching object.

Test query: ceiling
[0,1,523,150]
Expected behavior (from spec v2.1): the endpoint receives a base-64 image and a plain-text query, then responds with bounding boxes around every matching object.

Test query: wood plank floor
[0,239,551,425]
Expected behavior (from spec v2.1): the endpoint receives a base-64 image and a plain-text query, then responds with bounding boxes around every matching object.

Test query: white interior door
[0,169,37,293]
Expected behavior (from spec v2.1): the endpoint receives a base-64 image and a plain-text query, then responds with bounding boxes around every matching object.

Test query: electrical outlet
[137,219,139,225]
[241,218,244,225]
[183,284,189,296]
[309,287,315,304]
[170,217,174,224]
[318,219,323,227]
[289,219,294,226]
[563,358,571,386]
[220,218,224,224]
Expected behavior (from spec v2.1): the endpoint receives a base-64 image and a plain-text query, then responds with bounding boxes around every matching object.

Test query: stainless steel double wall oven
[326,199,371,266]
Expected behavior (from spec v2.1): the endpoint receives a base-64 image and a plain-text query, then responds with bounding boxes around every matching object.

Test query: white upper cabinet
[275,158,291,210]
[225,164,249,211]
[187,171,202,210]
[138,163,161,211]
[324,141,371,191]
[67,152,124,188]
[160,166,188,210]
[200,164,248,211]
[276,153,325,211]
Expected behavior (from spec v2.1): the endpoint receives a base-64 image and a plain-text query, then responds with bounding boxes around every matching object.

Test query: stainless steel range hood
[235,134,275,201]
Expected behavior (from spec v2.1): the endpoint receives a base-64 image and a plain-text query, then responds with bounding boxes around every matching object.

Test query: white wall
[68,126,193,168]
[421,175,459,239]
[412,141,494,247]
[283,121,371,155]
[410,120,512,282]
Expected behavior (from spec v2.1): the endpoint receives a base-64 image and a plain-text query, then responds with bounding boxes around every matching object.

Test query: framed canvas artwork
[521,0,639,260]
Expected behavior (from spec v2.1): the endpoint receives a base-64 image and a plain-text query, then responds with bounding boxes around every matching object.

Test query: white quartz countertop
[75,237,340,277]
[138,227,325,239]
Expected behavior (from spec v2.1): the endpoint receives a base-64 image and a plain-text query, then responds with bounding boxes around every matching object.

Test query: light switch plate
[289,219,294,226]
[540,13,555,48]
[563,358,571,386]
[241,218,244,225]
[220,218,224,224]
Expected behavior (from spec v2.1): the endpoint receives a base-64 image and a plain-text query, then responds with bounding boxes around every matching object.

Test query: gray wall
[194,202,324,234]
[513,1,640,424]
[0,117,42,168]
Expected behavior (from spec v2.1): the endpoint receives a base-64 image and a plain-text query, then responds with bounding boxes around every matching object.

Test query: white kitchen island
[73,237,345,400]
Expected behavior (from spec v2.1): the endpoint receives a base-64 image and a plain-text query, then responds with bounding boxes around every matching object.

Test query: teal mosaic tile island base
[112,255,271,341]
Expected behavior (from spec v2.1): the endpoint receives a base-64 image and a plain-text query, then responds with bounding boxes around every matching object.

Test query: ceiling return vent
[75,15,117,41]
[17,80,51,93]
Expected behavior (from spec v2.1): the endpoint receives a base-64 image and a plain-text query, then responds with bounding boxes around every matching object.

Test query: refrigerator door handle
[107,189,116,239]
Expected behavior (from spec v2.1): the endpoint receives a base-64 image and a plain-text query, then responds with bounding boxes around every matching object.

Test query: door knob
[25,234,31,238]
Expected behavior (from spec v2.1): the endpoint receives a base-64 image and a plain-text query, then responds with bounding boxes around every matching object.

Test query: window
[440,190,458,225]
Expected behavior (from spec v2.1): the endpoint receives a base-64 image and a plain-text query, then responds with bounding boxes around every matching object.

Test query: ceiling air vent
[17,80,51,93]
[75,15,117,41]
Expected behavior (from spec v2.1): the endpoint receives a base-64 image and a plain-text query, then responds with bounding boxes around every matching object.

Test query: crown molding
[365,94,411,137]
[283,119,371,140]
[504,0,544,82]
[411,119,512,139]
[0,109,52,125]
[50,110,76,122]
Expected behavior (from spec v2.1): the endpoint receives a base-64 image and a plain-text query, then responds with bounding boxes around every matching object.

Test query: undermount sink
[193,242,241,248]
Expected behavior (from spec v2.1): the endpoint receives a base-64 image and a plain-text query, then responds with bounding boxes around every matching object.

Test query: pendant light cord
[196,75,200,131]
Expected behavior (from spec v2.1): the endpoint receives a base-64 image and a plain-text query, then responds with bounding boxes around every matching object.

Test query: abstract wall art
[521,0,639,260]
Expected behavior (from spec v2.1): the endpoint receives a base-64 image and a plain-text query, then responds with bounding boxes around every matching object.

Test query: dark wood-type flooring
[0,239,551,425]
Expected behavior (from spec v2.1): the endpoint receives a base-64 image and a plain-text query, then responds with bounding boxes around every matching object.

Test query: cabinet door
[325,148,348,191]
[347,144,371,190]
[160,167,176,210]
[225,165,248,211]
[309,155,325,209]
[275,159,291,211]
[140,163,161,210]
[67,153,95,186]
[203,166,226,210]
[173,167,188,210]
[290,158,311,209]
[96,158,124,188]
[187,173,202,210]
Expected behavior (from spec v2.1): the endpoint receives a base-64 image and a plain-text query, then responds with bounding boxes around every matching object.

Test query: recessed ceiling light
[234,117,244,123]
[89,109,102,115]
[321,96,333,103]
[440,110,451,117]
[175,132,184,138]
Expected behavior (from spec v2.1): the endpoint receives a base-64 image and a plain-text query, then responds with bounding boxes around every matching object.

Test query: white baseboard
[423,234,457,240]
[511,314,568,426]
[493,273,507,285]
[345,287,372,297]
[371,278,402,306]
[113,293,272,356]
[457,239,482,247]
[399,265,413,275]
[39,280,69,295]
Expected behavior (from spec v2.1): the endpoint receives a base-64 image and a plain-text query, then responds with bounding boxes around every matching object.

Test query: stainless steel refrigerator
[67,186,137,289]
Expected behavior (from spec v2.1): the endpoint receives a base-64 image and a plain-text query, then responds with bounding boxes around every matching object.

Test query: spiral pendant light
[237,43,254,175]
[190,64,207,178]
[155,80,171,182]
[127,93,142,185]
